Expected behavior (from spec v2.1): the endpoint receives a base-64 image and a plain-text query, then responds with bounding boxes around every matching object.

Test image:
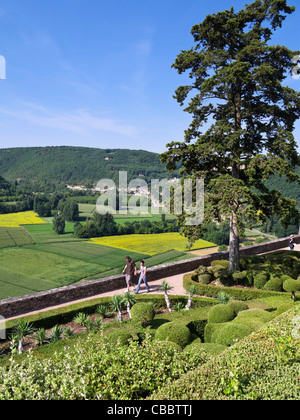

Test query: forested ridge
[0,146,177,186]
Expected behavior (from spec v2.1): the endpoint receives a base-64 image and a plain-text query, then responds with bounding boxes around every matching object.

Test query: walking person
[289,234,295,250]
[122,256,137,291]
[135,260,150,294]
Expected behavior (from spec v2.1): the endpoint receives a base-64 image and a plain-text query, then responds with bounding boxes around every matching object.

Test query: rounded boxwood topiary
[231,271,248,286]
[235,308,274,323]
[131,302,155,326]
[212,322,253,346]
[208,304,236,324]
[254,272,269,289]
[263,277,283,292]
[228,301,249,315]
[155,321,192,349]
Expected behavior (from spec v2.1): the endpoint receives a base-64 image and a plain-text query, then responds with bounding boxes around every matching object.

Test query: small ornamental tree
[283,279,300,302]
[161,0,300,271]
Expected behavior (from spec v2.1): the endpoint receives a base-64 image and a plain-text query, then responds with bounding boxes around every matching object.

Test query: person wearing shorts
[122,256,137,291]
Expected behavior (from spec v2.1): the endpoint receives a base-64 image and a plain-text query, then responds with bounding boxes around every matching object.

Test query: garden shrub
[212,322,253,346]
[186,318,208,341]
[228,301,249,315]
[208,304,236,324]
[254,272,269,289]
[198,274,213,284]
[232,316,264,332]
[107,330,132,346]
[263,277,283,292]
[211,260,230,269]
[155,321,192,349]
[156,341,183,353]
[131,302,155,326]
[231,271,248,286]
[283,279,300,301]
[204,322,226,343]
[185,342,227,357]
[235,308,274,323]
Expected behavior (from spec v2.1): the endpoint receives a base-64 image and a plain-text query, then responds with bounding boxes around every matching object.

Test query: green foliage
[0,334,206,400]
[208,304,236,324]
[212,323,253,347]
[107,331,132,346]
[52,212,65,234]
[254,273,269,289]
[151,306,300,400]
[155,321,192,349]
[160,0,300,273]
[131,302,155,326]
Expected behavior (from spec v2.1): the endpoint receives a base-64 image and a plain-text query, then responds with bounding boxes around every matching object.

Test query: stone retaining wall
[0,235,298,319]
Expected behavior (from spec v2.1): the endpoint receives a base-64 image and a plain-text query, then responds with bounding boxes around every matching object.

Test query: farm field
[88,232,216,255]
[0,227,35,248]
[0,211,210,300]
[0,211,47,228]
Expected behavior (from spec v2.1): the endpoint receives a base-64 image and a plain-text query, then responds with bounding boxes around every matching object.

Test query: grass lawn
[88,232,215,255]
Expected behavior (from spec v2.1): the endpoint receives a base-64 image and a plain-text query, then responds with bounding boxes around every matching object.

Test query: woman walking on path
[135,260,150,294]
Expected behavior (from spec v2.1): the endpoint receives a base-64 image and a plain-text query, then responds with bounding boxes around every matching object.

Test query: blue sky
[0,0,299,154]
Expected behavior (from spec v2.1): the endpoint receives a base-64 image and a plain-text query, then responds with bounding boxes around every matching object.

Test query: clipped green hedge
[212,322,253,346]
[183,273,287,301]
[131,302,155,326]
[155,321,192,349]
[208,304,236,323]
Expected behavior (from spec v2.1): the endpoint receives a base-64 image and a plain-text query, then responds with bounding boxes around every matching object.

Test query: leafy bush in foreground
[0,334,207,400]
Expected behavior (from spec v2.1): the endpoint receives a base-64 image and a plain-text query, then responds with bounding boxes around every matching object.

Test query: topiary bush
[234,308,274,323]
[131,302,155,326]
[254,272,269,289]
[204,322,225,343]
[208,304,236,324]
[155,321,192,349]
[283,279,300,302]
[228,301,249,315]
[231,271,249,286]
[198,274,213,284]
[185,342,227,357]
[211,260,230,269]
[211,322,253,346]
[263,277,283,292]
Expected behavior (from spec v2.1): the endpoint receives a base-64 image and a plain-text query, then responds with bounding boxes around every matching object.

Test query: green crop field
[0,227,35,248]
[0,210,214,300]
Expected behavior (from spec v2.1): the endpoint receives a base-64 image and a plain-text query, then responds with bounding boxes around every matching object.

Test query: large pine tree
[161,0,300,270]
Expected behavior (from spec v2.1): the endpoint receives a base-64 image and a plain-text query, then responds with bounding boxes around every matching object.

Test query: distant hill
[0,146,179,187]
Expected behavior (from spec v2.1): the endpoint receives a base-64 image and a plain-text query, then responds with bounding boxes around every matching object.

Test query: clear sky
[0,0,299,154]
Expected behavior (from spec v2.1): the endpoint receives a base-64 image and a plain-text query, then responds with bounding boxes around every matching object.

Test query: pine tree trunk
[229,209,240,271]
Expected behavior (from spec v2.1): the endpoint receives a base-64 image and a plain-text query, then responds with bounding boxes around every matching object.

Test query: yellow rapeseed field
[88,232,215,255]
[0,211,47,228]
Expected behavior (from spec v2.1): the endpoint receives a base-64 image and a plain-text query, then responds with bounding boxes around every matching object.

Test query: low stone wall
[0,235,298,319]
